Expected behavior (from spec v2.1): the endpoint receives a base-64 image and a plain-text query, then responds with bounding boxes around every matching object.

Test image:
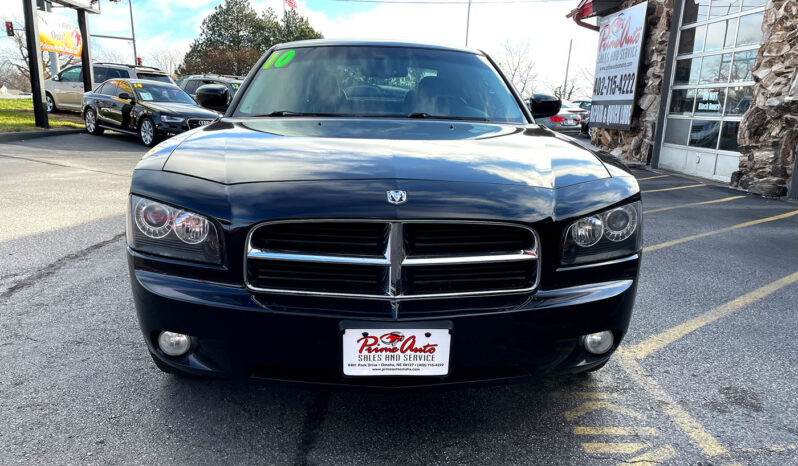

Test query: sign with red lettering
[590,2,647,130]
[342,328,451,376]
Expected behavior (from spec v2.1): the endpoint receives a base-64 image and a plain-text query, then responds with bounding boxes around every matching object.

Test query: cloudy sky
[3,0,598,96]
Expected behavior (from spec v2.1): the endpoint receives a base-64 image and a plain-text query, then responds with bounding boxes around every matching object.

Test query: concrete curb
[0,129,84,143]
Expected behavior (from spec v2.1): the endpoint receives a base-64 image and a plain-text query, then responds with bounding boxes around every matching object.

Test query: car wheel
[84,108,104,135]
[139,117,158,147]
[46,93,56,113]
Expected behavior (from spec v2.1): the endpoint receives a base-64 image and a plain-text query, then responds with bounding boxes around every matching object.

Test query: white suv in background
[44,63,173,112]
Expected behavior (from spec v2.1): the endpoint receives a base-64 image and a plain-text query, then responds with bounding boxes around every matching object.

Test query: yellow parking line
[642,183,706,193]
[564,401,645,421]
[624,270,798,360]
[625,445,677,464]
[645,210,798,252]
[574,426,659,436]
[582,443,647,454]
[615,353,727,457]
[638,174,671,181]
[644,195,745,214]
[637,174,671,181]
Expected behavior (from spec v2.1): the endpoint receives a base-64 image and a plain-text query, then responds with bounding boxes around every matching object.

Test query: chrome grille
[245,220,539,300]
[188,118,214,129]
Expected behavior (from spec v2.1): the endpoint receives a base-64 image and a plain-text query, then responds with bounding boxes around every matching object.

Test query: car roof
[122,78,178,85]
[273,39,482,55]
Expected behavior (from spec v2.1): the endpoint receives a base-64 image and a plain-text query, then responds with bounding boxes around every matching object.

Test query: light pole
[464,0,472,46]
[561,39,572,98]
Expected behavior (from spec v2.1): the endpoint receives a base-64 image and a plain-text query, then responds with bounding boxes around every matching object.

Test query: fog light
[158,331,191,356]
[583,331,614,355]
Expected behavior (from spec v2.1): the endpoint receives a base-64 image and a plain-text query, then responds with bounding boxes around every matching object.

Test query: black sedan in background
[82,79,219,146]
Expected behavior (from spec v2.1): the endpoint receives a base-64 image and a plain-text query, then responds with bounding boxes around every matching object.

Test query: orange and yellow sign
[38,10,82,57]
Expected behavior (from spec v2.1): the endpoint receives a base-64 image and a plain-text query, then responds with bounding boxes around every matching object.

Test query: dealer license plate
[342,328,451,376]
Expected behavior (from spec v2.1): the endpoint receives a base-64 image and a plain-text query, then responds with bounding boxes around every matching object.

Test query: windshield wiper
[257,111,347,117]
[406,112,490,122]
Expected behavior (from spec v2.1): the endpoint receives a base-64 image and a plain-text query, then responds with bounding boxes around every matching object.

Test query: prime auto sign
[590,2,647,130]
[38,10,82,57]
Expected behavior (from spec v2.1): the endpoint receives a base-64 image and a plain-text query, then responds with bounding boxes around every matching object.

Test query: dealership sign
[590,2,647,130]
[38,10,82,57]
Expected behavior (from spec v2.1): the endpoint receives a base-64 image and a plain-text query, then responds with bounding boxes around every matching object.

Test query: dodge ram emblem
[386,190,407,205]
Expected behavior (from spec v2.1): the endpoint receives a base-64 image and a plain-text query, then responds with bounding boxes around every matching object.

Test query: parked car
[127,40,641,385]
[561,100,591,135]
[532,94,583,135]
[45,63,173,113]
[177,74,243,104]
[572,100,591,110]
[82,79,219,146]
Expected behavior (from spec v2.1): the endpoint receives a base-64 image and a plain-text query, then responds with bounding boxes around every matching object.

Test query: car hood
[142,102,218,118]
[155,118,613,189]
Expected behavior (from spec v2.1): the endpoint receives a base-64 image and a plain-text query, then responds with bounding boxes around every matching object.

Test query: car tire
[84,108,104,135]
[45,93,56,113]
[139,117,158,147]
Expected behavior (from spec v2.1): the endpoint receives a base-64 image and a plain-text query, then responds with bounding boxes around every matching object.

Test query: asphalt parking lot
[1,132,797,465]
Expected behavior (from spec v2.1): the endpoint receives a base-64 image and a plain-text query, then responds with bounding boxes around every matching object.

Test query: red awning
[566,0,600,31]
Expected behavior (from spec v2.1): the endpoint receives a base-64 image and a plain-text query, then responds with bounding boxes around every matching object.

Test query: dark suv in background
[177,75,243,104]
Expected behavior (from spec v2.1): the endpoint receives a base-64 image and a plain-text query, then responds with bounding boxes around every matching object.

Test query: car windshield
[137,73,172,83]
[234,46,526,123]
[134,83,194,104]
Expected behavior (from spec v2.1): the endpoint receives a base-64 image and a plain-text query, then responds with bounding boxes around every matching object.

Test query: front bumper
[129,251,639,387]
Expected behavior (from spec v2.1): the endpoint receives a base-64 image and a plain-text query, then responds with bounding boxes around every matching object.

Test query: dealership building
[568,0,797,197]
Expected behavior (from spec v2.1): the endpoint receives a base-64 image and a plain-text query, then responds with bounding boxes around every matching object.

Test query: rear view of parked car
[82,79,218,146]
[177,75,243,105]
[44,63,173,113]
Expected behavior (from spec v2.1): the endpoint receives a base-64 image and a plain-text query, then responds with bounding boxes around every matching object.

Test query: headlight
[561,201,642,266]
[159,115,185,123]
[127,195,221,264]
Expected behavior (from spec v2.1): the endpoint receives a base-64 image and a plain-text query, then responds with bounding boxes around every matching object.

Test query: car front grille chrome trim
[244,219,541,300]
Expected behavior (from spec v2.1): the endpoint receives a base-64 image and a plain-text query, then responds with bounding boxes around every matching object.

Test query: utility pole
[561,39,572,99]
[23,0,48,128]
[128,0,138,63]
[464,0,472,47]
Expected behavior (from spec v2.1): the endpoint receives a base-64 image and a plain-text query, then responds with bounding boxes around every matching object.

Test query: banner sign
[590,2,647,130]
[38,10,82,57]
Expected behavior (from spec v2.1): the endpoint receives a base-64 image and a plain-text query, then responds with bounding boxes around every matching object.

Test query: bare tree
[92,42,132,65]
[552,80,580,101]
[145,48,186,77]
[492,40,538,98]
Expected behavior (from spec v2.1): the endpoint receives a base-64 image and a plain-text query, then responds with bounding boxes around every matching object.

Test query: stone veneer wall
[590,0,674,165]
[731,0,798,197]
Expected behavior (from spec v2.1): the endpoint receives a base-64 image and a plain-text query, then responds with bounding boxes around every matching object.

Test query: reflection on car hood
[141,101,219,118]
[156,118,612,188]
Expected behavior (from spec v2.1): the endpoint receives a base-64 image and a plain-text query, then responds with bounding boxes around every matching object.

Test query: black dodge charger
[82,79,219,147]
[128,40,642,386]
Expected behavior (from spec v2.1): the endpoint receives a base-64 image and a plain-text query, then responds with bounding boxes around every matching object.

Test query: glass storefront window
[679,26,706,54]
[724,86,753,115]
[665,118,692,145]
[736,12,764,46]
[670,89,697,114]
[741,0,765,11]
[695,88,725,114]
[731,50,756,81]
[719,121,740,151]
[689,120,721,148]
[675,58,702,84]
[705,19,738,51]
[710,0,741,18]
[699,53,732,84]
[683,0,710,24]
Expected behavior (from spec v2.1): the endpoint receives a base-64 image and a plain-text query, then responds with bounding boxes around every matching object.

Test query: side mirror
[196,84,229,112]
[118,92,132,101]
[529,93,562,119]
[52,75,60,81]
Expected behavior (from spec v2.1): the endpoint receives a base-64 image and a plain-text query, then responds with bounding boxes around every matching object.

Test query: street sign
[589,2,647,131]
[38,10,82,57]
